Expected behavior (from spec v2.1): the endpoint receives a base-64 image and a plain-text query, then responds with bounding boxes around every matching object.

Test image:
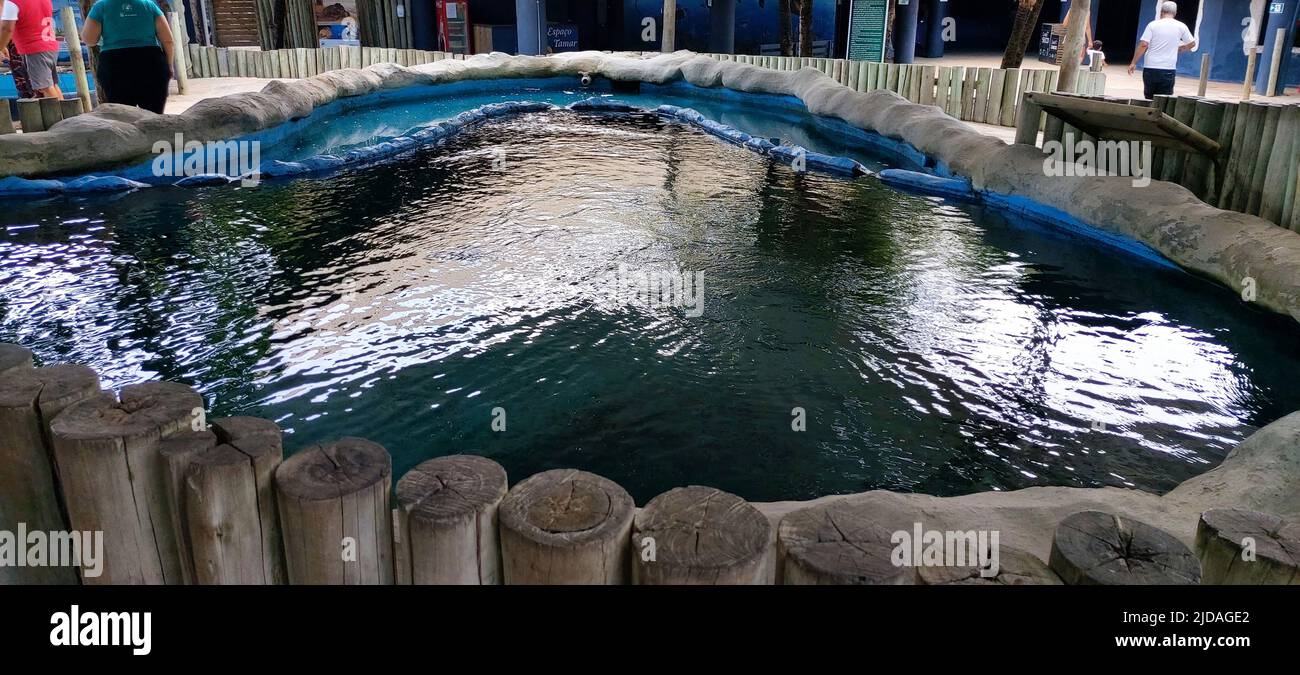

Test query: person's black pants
[1143,68,1177,100]
[97,46,170,114]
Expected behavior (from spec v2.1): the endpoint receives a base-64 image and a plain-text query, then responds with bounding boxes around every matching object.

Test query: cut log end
[1049,510,1201,585]
[52,381,201,441]
[778,501,917,585]
[632,486,772,584]
[212,416,283,454]
[396,454,508,525]
[499,469,635,584]
[0,364,100,410]
[500,469,634,544]
[1195,508,1300,585]
[275,436,391,501]
[0,342,33,375]
[917,546,1063,585]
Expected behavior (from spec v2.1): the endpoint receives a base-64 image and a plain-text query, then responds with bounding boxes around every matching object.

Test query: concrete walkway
[165,77,285,115]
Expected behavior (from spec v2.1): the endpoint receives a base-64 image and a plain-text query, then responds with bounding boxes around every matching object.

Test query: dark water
[3,109,1299,502]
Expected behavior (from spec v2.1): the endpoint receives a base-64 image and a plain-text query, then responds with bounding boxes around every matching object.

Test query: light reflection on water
[2,109,1297,502]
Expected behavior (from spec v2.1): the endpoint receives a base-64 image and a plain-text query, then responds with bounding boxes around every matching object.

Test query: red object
[11,0,59,55]
[435,0,472,55]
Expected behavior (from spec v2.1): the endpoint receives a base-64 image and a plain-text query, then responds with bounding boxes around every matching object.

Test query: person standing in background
[1,0,36,100]
[0,0,64,99]
[81,0,173,114]
[1128,1,1197,99]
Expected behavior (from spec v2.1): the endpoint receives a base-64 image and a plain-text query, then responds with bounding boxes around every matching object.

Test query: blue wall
[1136,0,1300,88]
[622,0,837,54]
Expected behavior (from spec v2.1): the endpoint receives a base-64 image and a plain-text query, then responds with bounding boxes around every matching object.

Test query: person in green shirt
[82,0,174,113]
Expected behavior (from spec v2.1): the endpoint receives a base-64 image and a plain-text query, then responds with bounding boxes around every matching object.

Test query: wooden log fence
[182,44,458,81]
[3,343,1300,585]
[1014,86,1300,233]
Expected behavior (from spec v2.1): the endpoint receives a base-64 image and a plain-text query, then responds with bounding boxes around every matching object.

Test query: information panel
[846,0,889,62]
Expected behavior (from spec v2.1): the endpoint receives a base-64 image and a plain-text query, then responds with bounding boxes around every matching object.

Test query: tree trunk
[1056,0,1091,93]
[1000,0,1048,69]
[272,0,287,49]
[779,0,792,57]
[799,0,813,58]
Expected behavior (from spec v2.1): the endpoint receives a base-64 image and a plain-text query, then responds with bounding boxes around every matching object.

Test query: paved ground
[164,77,285,114]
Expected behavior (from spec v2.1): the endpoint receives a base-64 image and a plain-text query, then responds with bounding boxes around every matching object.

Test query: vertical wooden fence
[701,53,1108,130]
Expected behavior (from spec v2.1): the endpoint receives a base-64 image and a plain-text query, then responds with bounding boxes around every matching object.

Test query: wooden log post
[1048,510,1201,585]
[37,96,62,129]
[0,101,14,135]
[58,98,84,119]
[999,69,1020,127]
[393,455,508,584]
[1181,99,1226,200]
[1056,0,1091,96]
[631,486,772,585]
[1014,93,1043,146]
[275,437,393,584]
[498,469,635,584]
[917,545,1063,585]
[169,12,189,95]
[50,382,204,584]
[1159,96,1199,184]
[0,343,33,374]
[1207,101,1239,207]
[1195,508,1300,584]
[17,98,44,132]
[0,362,101,584]
[1227,101,1269,212]
[661,0,676,52]
[1197,53,1211,97]
[59,7,93,112]
[158,429,217,584]
[778,501,917,585]
[185,446,268,584]
[1043,111,1065,146]
[1260,103,1300,225]
[1243,45,1259,100]
[1266,27,1286,97]
[1246,103,1282,216]
[181,417,286,584]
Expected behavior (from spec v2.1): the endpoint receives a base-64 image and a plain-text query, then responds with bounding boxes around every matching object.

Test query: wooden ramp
[1016,91,1221,157]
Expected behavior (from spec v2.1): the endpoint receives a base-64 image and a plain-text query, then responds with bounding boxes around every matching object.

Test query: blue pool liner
[0,76,1180,271]
[0,96,867,197]
[653,102,868,177]
[878,169,977,201]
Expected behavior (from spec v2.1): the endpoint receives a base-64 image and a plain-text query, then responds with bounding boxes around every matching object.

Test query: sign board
[846,0,889,62]
[548,24,580,52]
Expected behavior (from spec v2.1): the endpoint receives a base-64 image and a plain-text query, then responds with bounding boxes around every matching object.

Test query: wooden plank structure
[1018,91,1221,157]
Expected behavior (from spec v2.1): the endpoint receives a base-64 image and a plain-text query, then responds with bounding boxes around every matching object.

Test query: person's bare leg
[37,84,62,98]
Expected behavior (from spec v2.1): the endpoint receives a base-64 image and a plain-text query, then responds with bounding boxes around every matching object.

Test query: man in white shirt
[1128,1,1197,99]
